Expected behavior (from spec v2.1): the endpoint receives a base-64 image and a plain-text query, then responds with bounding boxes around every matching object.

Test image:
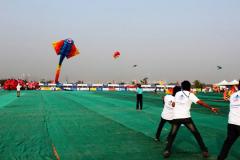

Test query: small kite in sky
[217,66,222,70]
[132,65,138,68]
[52,38,80,83]
[113,50,121,59]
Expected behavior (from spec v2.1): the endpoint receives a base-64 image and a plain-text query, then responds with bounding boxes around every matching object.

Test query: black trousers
[218,124,240,160]
[136,94,143,110]
[17,91,20,97]
[165,118,208,152]
[155,117,171,139]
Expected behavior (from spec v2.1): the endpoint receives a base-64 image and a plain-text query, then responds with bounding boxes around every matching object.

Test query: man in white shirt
[218,83,240,160]
[16,83,21,97]
[155,86,181,141]
[163,81,218,158]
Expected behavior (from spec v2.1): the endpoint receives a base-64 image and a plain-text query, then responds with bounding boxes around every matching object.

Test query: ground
[0,91,239,160]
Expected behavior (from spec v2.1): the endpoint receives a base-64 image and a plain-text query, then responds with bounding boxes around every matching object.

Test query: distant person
[16,83,21,97]
[155,86,181,141]
[163,80,218,158]
[217,83,240,160]
[223,88,230,101]
[136,84,143,110]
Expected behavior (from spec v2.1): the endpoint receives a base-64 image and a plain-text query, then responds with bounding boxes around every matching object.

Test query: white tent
[229,80,239,85]
[217,80,229,86]
[217,80,239,86]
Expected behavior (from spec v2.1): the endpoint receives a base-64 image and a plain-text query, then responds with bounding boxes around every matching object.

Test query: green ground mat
[0,91,239,160]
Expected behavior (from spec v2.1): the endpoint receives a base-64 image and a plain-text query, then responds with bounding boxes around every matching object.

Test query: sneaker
[163,150,171,158]
[202,151,209,158]
[154,138,160,142]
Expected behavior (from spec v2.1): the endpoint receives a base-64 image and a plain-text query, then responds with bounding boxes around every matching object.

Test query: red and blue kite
[52,38,80,83]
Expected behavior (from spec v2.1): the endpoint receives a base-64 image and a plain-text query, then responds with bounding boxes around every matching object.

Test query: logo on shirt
[231,94,240,108]
[233,95,240,102]
[179,95,185,100]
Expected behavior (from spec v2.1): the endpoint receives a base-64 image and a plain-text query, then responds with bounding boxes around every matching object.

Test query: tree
[76,80,84,84]
[46,80,53,83]
[131,81,136,85]
[141,77,148,85]
[39,79,46,83]
[168,82,179,85]
[193,80,205,90]
[119,82,125,85]
[0,79,7,86]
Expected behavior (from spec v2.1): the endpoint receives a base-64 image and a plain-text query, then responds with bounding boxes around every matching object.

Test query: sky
[0,0,239,83]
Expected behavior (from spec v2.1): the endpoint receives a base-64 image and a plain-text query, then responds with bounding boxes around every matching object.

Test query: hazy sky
[0,0,239,83]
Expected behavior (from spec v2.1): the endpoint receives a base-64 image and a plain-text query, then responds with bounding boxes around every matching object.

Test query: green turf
[0,91,239,160]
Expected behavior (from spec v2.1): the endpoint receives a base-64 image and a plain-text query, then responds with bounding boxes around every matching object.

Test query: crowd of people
[2,79,39,90]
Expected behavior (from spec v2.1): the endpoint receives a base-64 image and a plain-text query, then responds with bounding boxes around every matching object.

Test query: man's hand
[211,107,219,113]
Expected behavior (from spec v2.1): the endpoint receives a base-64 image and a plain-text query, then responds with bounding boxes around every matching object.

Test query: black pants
[155,117,171,139]
[218,124,240,160]
[136,94,143,110]
[17,91,20,97]
[165,118,208,152]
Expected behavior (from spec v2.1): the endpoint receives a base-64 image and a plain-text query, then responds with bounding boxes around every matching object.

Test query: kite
[113,50,121,59]
[217,66,222,70]
[133,65,138,68]
[52,38,80,83]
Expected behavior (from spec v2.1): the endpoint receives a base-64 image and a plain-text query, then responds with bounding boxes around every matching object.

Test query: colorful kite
[52,38,80,83]
[113,50,121,59]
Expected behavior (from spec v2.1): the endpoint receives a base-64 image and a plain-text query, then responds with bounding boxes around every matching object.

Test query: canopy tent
[229,80,239,85]
[217,80,229,86]
[217,80,239,86]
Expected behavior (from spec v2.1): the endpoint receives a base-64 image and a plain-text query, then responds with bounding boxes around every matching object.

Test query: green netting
[0,91,54,160]
[0,91,239,160]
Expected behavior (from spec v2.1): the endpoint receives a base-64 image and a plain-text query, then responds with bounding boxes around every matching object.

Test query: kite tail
[55,65,61,83]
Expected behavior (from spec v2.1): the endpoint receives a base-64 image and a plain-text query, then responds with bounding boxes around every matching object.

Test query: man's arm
[197,100,218,113]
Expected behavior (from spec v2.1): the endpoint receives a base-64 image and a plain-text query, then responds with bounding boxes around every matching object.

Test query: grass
[0,90,239,160]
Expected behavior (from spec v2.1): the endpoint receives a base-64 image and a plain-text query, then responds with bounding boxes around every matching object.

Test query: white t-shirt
[161,95,175,120]
[229,91,240,126]
[16,85,21,91]
[173,91,199,119]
